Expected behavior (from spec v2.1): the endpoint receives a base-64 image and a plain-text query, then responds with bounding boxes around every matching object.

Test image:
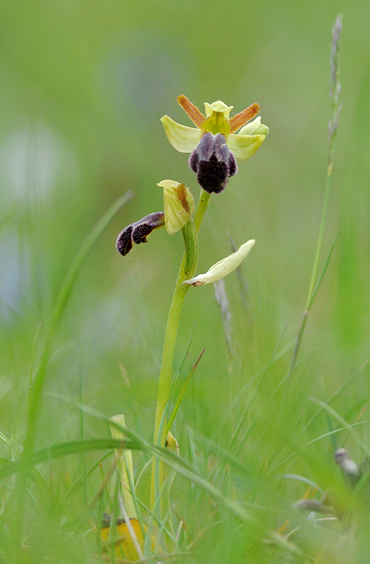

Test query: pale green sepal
[227,133,265,161]
[238,116,261,135]
[239,117,269,137]
[204,100,233,119]
[254,124,269,136]
[161,115,201,153]
[157,180,195,235]
[183,240,255,286]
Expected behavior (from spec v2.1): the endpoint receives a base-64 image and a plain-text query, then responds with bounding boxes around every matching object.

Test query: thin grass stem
[287,15,342,381]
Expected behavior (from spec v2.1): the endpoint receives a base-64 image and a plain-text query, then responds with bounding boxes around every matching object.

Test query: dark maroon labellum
[116,212,165,256]
[132,212,165,244]
[116,224,133,256]
[188,133,237,194]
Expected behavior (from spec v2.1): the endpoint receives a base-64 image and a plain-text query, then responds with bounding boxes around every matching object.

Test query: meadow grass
[1,6,370,564]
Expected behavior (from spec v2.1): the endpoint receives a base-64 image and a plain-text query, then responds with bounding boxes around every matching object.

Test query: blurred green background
[1,0,370,561]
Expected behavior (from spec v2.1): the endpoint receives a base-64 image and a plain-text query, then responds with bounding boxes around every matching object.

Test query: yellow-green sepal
[227,133,266,161]
[239,116,269,137]
[161,115,201,153]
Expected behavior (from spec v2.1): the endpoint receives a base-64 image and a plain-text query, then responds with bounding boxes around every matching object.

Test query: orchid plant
[114,94,268,553]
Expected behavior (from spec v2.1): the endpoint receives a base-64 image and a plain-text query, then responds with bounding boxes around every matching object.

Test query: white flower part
[183,240,255,286]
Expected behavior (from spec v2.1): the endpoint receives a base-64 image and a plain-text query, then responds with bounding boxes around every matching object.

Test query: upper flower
[161,95,269,193]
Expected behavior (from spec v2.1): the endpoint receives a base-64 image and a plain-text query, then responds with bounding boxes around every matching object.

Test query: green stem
[193,190,212,232]
[151,190,211,510]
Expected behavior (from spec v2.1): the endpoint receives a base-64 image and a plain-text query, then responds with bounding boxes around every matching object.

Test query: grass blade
[0,438,140,480]
[14,191,134,548]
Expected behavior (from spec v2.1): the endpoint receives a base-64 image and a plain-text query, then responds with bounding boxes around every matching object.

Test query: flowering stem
[151,190,211,510]
[193,190,212,232]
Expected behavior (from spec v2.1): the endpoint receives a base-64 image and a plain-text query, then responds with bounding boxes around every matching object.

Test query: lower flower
[116,212,165,256]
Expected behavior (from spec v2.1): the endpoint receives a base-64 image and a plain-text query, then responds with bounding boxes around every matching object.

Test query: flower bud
[157,180,194,234]
[335,448,360,485]
[183,239,255,286]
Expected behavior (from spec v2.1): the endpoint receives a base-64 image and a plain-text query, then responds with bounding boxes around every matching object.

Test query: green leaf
[0,438,140,480]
